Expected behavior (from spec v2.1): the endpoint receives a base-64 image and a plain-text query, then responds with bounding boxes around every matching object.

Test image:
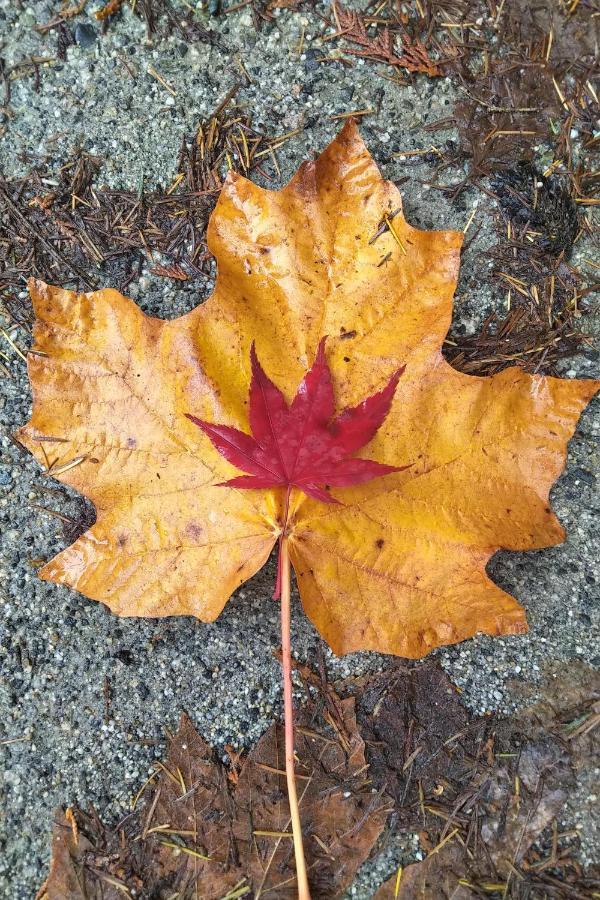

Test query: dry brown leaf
[351,662,487,831]
[374,846,473,900]
[18,121,599,658]
[148,262,189,281]
[40,700,389,898]
[513,659,600,772]
[370,664,592,900]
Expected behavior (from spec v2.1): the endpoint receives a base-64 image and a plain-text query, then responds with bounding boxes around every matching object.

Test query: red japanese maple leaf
[186,338,406,506]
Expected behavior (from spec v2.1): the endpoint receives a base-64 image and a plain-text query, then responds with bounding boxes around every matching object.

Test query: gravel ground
[0,1,598,896]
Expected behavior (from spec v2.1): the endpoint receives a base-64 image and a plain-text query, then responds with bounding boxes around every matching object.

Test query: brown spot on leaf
[185,522,204,540]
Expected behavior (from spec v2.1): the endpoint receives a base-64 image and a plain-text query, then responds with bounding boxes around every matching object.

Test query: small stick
[329,108,374,120]
[0,327,27,362]
[147,65,177,97]
[279,534,311,900]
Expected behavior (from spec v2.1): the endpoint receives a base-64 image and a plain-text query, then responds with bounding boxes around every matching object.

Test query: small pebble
[75,23,97,49]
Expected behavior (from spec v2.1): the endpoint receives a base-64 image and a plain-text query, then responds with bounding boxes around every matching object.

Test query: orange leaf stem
[279,525,311,899]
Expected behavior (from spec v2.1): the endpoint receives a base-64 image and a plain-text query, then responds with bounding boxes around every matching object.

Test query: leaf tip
[338,115,362,144]
[390,364,406,390]
[185,413,210,433]
[316,335,328,360]
[249,341,265,382]
[27,276,51,308]
[223,168,241,186]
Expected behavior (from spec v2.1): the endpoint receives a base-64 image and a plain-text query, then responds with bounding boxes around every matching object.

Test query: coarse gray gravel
[0,1,598,896]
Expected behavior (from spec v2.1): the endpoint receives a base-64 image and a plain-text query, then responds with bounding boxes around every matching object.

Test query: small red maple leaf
[186,338,406,506]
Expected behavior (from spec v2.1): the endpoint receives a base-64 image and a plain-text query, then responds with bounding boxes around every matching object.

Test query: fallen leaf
[187,338,405,504]
[18,121,599,657]
[38,662,600,898]
[512,659,600,772]
[367,662,597,900]
[37,810,97,900]
[374,847,473,900]
[39,806,149,900]
[149,262,189,281]
[374,736,574,899]
[40,698,390,898]
[350,662,488,831]
[480,738,572,873]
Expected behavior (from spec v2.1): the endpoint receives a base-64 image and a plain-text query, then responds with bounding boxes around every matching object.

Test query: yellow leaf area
[18,122,598,658]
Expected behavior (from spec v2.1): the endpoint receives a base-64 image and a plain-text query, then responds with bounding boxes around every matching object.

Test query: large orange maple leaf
[18,122,598,658]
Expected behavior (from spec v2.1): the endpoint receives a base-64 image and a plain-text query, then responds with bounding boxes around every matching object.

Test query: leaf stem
[279,530,311,900]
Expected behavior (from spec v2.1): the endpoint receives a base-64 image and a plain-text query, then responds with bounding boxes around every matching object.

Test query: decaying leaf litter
[40,660,600,898]
[0,0,596,892]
